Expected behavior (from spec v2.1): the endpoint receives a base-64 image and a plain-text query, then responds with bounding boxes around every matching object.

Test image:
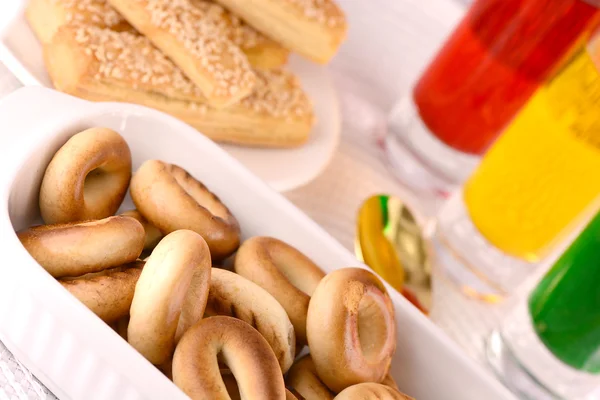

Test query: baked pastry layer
[44,24,315,147]
[26,0,289,69]
[26,0,133,44]
[107,0,256,108]
[213,0,348,64]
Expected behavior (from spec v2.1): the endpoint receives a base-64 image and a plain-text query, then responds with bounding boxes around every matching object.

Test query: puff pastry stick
[107,0,255,108]
[26,0,133,44]
[188,0,289,69]
[26,0,289,69]
[212,0,348,64]
[44,25,315,148]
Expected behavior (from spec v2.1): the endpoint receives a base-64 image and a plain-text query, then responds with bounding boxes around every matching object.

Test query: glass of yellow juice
[431,28,600,303]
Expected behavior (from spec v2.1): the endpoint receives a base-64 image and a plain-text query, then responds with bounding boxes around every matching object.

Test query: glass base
[486,301,600,399]
[486,330,565,400]
[383,95,480,198]
[429,190,540,303]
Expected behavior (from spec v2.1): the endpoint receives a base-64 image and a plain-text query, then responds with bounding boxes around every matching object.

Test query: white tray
[0,86,515,400]
[0,8,340,193]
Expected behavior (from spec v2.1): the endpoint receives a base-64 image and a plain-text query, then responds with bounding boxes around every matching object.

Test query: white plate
[0,86,515,400]
[0,10,341,193]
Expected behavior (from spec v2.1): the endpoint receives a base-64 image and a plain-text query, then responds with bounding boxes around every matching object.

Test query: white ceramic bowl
[0,87,514,400]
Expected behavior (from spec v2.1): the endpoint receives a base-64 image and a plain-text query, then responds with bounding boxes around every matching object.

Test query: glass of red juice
[384,0,600,197]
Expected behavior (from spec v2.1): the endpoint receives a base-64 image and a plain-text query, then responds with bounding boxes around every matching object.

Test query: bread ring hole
[220,369,242,400]
[218,355,242,400]
[172,171,230,221]
[83,167,121,207]
[357,290,392,364]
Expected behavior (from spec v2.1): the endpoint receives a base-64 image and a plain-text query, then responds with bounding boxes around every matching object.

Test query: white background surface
[0,0,530,398]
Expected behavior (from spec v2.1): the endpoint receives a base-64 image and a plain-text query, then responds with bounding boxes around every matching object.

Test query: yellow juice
[464,40,600,261]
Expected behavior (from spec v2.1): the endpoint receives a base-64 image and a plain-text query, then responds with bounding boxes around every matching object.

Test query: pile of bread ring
[16,127,413,400]
[26,0,348,148]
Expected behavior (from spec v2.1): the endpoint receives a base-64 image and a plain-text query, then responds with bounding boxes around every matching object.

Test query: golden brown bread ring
[306,268,397,393]
[120,209,163,251]
[381,374,399,391]
[130,160,240,260]
[333,383,414,400]
[234,236,325,346]
[158,355,174,381]
[17,216,145,278]
[205,268,296,373]
[286,355,334,400]
[60,261,143,323]
[128,230,212,365]
[172,316,286,400]
[221,373,300,400]
[111,315,130,341]
[39,127,131,224]
[286,355,399,400]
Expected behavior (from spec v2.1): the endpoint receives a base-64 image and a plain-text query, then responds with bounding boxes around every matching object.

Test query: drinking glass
[431,25,600,302]
[486,210,600,399]
[385,0,600,197]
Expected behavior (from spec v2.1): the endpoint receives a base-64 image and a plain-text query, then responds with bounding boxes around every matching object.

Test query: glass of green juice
[485,210,600,399]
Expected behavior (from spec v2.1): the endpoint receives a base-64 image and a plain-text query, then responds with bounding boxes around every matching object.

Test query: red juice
[413,0,600,155]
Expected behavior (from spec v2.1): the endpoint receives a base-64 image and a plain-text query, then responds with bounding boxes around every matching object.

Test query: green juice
[529,210,600,373]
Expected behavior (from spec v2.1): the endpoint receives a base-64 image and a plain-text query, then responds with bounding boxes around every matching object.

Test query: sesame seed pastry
[188,0,290,69]
[211,0,348,64]
[26,0,134,44]
[43,24,315,147]
[106,0,256,108]
[26,0,290,69]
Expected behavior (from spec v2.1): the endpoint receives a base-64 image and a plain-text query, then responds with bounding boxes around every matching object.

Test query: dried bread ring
[17,216,145,278]
[286,355,334,400]
[221,373,299,400]
[234,236,325,346]
[334,383,413,400]
[40,127,132,224]
[111,315,130,341]
[381,374,399,391]
[205,268,296,373]
[286,354,398,400]
[172,316,286,400]
[120,209,163,251]
[60,261,143,323]
[307,268,397,393]
[286,389,302,400]
[128,230,212,365]
[130,160,240,260]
